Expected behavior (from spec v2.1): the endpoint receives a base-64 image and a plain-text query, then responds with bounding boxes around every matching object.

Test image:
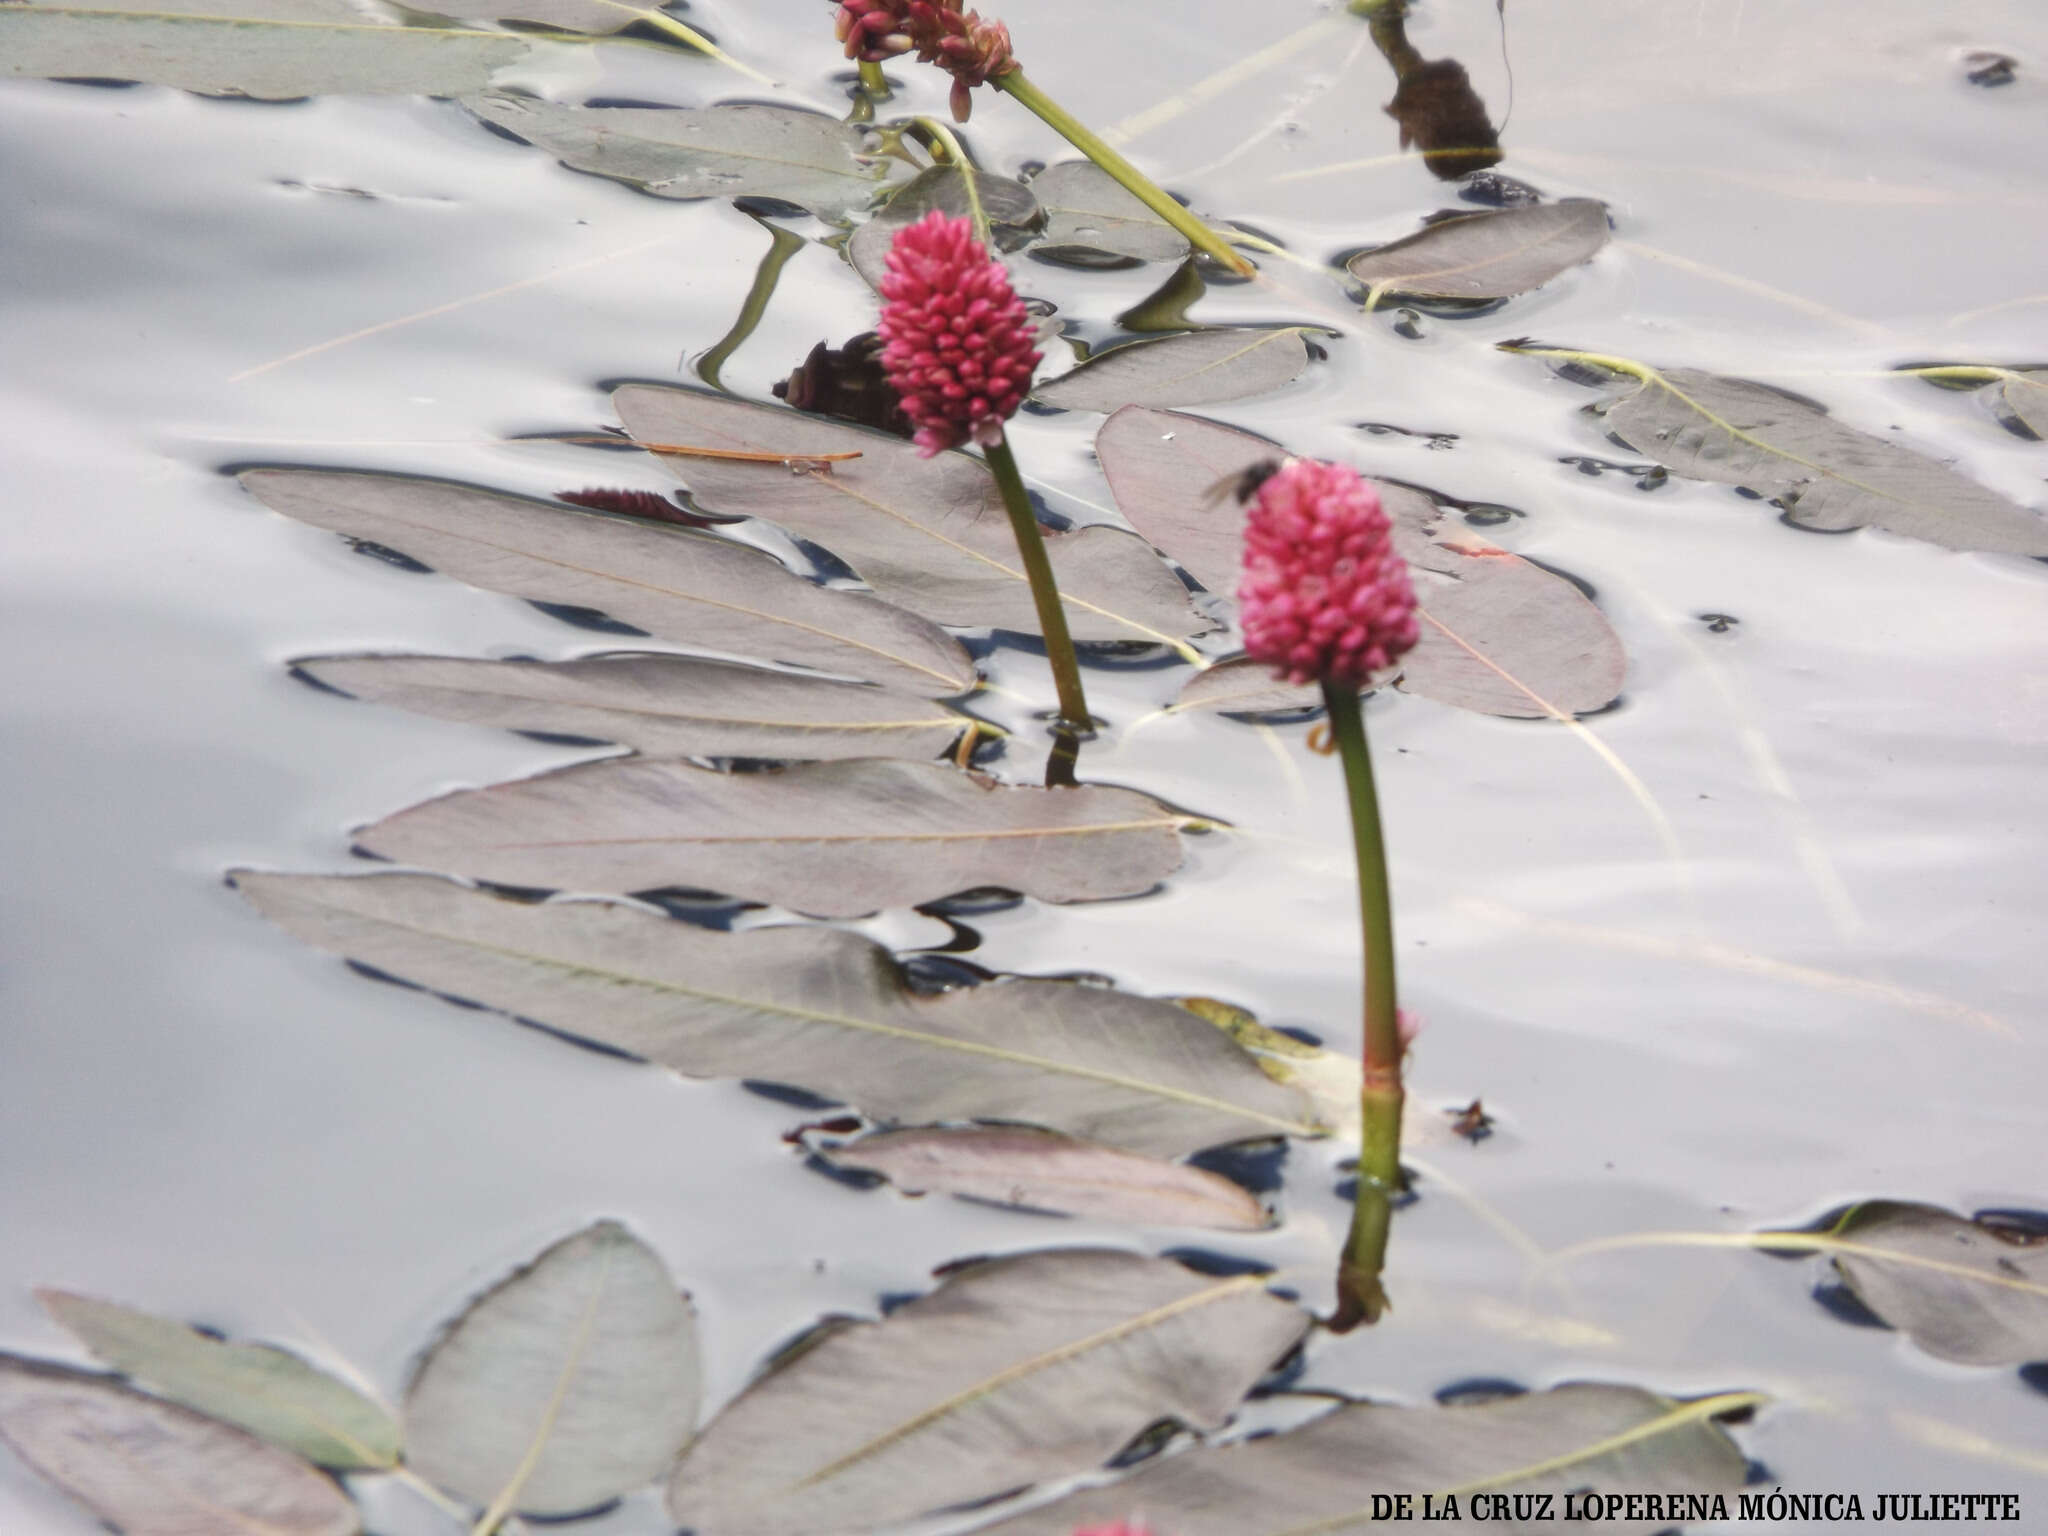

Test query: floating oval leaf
[404,1221,698,1518]
[0,1354,360,1536]
[611,387,1210,644]
[230,871,1321,1155]
[465,96,901,221]
[237,470,975,696]
[1817,1203,2048,1367]
[2,4,540,98]
[847,163,1043,290]
[822,1127,1270,1230]
[1583,358,2048,555]
[1999,368,2048,438]
[357,757,1190,915]
[975,1383,1752,1535]
[666,1249,1310,1536]
[292,653,974,760]
[1097,407,1624,717]
[1030,160,1190,263]
[36,1292,397,1471]
[422,0,666,35]
[1175,655,1322,716]
[1346,200,1609,306]
[1034,329,1312,413]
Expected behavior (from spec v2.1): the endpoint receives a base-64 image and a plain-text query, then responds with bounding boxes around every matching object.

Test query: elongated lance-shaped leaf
[975,1383,1753,1536]
[464,98,905,222]
[229,871,1323,1155]
[666,1249,1310,1536]
[1030,160,1191,264]
[1034,329,1313,413]
[36,1292,398,1471]
[292,652,975,761]
[820,1127,1271,1230]
[1346,200,1609,307]
[1816,1202,2048,1367]
[611,387,1211,646]
[847,163,1043,291]
[357,757,1190,915]
[404,1222,698,1518]
[0,1354,361,1536]
[1097,407,1624,718]
[2000,368,2048,438]
[238,470,975,696]
[1,3,548,98]
[1574,358,2048,555]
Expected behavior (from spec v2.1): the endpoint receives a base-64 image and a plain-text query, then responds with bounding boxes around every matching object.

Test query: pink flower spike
[1237,459,1420,688]
[875,210,1041,458]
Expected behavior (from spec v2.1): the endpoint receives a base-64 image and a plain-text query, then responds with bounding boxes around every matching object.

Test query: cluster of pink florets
[1238,459,1420,687]
[835,0,1017,120]
[876,210,1041,458]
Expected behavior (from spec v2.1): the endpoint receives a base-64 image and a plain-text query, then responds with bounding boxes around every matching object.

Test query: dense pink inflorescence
[1238,459,1419,687]
[875,210,1041,457]
[834,0,1016,120]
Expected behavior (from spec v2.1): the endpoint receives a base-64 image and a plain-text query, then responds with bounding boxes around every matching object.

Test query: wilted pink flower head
[835,0,1017,120]
[876,210,1041,458]
[1238,459,1420,687]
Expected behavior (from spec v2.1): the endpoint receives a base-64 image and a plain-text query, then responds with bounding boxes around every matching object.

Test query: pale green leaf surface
[292,652,972,759]
[230,871,1322,1156]
[612,388,1211,645]
[847,163,1042,290]
[977,1383,1748,1536]
[37,1292,398,1470]
[355,757,1189,915]
[1346,199,1609,304]
[1034,328,1312,413]
[1030,160,1190,263]
[666,1250,1310,1536]
[404,1222,698,1516]
[1825,1203,2048,1367]
[238,470,975,696]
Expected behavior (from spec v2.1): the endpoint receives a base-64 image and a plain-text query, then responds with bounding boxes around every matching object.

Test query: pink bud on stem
[1238,458,1419,1329]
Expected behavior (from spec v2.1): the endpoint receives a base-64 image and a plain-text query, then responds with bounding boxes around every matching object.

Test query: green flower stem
[984,431,1092,735]
[696,219,805,392]
[1321,680,1405,1329]
[912,117,992,250]
[636,8,777,86]
[859,59,892,98]
[991,68,1255,277]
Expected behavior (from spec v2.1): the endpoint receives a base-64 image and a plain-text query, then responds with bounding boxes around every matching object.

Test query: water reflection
[1357,0,1503,180]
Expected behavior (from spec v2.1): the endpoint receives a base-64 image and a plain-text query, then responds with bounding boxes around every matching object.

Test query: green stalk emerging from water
[984,432,1092,769]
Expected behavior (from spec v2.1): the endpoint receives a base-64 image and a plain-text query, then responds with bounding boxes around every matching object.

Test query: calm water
[2,1,2044,1530]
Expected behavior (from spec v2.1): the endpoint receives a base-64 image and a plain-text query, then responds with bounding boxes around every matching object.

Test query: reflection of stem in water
[992,68,1255,276]
[1356,0,1503,181]
[1321,682,1405,1331]
[983,433,1093,747]
[696,218,806,393]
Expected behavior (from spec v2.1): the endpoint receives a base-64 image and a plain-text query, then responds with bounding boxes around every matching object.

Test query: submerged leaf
[1345,200,1609,306]
[465,96,900,221]
[822,1127,1270,1230]
[666,1249,1310,1536]
[292,653,973,760]
[237,470,975,696]
[356,757,1189,916]
[1593,362,2048,554]
[1,4,537,98]
[611,388,1210,644]
[1030,160,1191,263]
[1034,329,1312,413]
[230,871,1322,1156]
[36,1292,398,1471]
[1819,1203,2048,1367]
[1097,408,1624,717]
[847,163,1042,290]
[976,1383,1750,1535]
[404,1222,698,1517]
[0,1354,360,1536]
